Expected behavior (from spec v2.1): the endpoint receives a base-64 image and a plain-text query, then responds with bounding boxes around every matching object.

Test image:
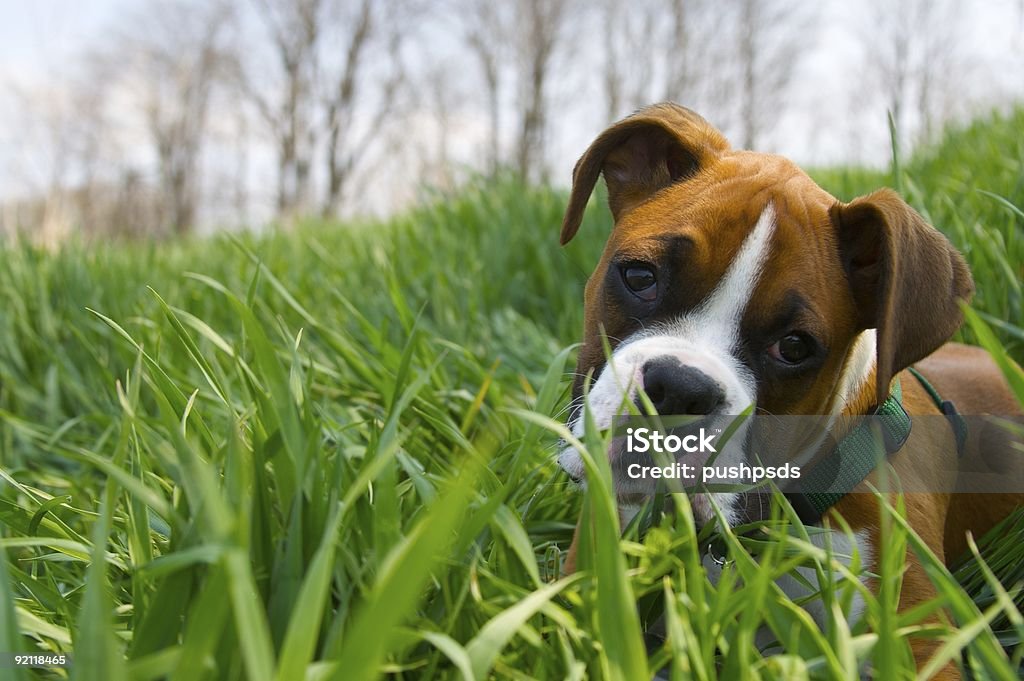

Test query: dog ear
[831,188,974,405]
[560,103,729,245]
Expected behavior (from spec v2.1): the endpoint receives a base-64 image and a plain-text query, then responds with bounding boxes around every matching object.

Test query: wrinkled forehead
[602,152,837,268]
[606,152,831,232]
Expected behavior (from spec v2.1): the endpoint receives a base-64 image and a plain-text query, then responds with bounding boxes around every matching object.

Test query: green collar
[701,381,913,567]
[786,367,967,524]
[785,379,912,524]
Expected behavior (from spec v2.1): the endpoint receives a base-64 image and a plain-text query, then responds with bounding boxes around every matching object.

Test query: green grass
[0,110,1023,680]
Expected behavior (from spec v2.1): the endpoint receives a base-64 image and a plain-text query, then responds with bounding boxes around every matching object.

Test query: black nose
[640,357,725,415]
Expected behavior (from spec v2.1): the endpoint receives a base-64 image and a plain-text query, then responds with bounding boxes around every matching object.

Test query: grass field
[1,108,1023,680]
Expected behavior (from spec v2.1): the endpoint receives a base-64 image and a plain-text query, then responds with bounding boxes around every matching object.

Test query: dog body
[557,103,1023,674]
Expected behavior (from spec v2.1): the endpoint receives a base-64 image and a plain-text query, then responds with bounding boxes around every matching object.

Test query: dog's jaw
[557,204,778,525]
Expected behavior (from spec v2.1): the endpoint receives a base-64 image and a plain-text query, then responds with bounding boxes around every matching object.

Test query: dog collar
[785,367,968,524]
[698,385,912,565]
[785,379,911,524]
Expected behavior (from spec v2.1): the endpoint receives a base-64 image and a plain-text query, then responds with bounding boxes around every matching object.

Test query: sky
[0,2,115,80]
[1,1,1023,223]
[1,2,120,195]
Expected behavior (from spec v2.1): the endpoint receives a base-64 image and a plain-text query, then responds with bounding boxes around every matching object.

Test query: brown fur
[559,103,1023,678]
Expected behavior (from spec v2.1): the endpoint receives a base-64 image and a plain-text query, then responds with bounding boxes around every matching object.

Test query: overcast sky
[0,2,113,80]
[2,1,1023,222]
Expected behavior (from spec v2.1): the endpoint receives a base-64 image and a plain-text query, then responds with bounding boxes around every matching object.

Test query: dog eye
[769,333,814,365]
[622,265,657,300]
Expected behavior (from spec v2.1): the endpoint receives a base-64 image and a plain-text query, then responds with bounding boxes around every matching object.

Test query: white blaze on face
[557,203,778,523]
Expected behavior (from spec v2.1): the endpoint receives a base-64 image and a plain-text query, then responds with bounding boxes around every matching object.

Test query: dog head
[557,103,973,524]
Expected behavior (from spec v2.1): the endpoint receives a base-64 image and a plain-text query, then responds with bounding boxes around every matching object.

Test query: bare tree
[6,52,124,240]
[7,82,79,245]
[453,0,569,182]
[407,59,463,193]
[865,1,913,149]
[460,1,510,174]
[733,0,806,150]
[4,73,163,244]
[599,0,659,122]
[320,0,409,217]
[862,0,967,149]
[909,0,956,145]
[230,106,252,226]
[600,0,625,123]
[595,0,730,130]
[513,0,572,183]
[661,0,692,103]
[111,0,233,235]
[241,0,324,219]
[235,0,411,219]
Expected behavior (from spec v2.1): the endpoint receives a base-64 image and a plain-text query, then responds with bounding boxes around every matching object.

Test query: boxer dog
[556,103,1022,676]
